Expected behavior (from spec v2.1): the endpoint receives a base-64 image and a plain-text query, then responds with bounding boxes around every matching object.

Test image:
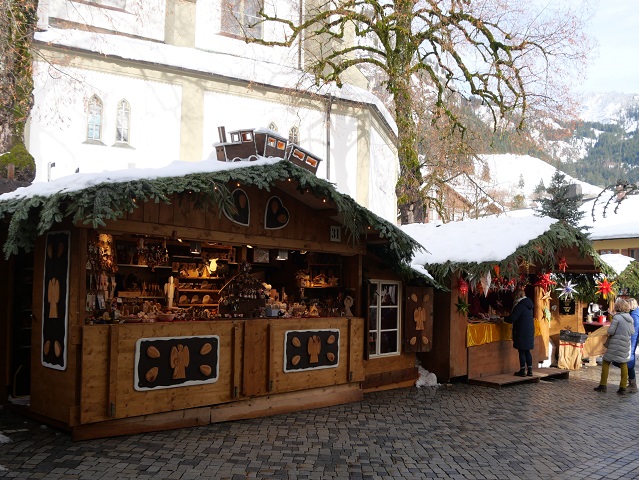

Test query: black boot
[618,387,627,395]
[594,385,607,392]
[527,367,533,377]
[514,368,526,377]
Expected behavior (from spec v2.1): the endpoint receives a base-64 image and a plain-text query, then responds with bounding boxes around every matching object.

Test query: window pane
[368,307,377,330]
[380,331,398,354]
[380,284,397,306]
[368,332,377,356]
[369,283,378,306]
[380,307,398,330]
[87,96,102,141]
[116,100,130,143]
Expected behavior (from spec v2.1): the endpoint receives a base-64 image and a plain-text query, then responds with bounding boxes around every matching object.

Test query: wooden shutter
[403,286,433,353]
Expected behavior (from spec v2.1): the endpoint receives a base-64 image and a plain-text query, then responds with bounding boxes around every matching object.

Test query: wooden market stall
[0,144,435,440]
[401,216,605,384]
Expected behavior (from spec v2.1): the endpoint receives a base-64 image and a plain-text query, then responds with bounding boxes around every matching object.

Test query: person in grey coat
[505,289,535,377]
[594,297,635,394]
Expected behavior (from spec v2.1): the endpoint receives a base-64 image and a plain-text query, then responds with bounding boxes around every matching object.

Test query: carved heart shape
[223,189,250,226]
[264,196,289,229]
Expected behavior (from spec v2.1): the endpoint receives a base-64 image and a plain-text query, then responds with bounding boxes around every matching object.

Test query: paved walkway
[1,364,638,480]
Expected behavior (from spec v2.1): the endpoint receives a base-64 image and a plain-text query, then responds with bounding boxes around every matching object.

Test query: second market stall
[402,215,606,383]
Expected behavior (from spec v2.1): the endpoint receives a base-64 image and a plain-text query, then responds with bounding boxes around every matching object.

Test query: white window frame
[86,95,103,142]
[220,0,264,40]
[368,280,401,358]
[115,99,131,145]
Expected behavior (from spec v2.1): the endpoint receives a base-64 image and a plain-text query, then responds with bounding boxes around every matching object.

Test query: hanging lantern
[480,271,492,297]
[556,280,578,300]
[558,257,568,273]
[534,273,556,291]
[596,277,616,300]
[455,297,470,314]
[458,278,469,296]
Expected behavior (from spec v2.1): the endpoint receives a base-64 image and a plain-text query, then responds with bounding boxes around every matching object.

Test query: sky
[580,0,639,94]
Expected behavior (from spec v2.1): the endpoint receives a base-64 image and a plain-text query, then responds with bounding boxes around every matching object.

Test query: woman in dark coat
[505,289,535,377]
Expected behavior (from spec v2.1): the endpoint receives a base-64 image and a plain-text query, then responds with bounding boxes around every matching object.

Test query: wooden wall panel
[363,352,414,376]
[102,186,364,256]
[243,320,268,396]
[270,317,361,394]
[30,227,82,425]
[80,321,237,424]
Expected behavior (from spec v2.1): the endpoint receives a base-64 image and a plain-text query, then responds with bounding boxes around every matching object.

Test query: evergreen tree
[535,170,586,228]
[534,179,546,194]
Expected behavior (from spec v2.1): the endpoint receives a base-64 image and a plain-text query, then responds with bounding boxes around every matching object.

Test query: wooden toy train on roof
[215,126,323,175]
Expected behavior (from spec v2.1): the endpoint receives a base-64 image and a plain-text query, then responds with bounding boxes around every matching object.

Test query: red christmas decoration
[493,265,500,277]
[596,277,616,300]
[458,278,469,296]
[534,273,556,291]
[558,257,568,273]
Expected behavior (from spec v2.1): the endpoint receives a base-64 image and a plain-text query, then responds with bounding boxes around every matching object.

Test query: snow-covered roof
[0,156,282,202]
[581,193,639,240]
[34,28,397,135]
[600,253,635,276]
[401,216,558,267]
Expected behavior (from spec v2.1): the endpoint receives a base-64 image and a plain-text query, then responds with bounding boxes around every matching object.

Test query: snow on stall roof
[401,216,558,267]
[599,253,635,276]
[34,28,397,135]
[0,157,283,202]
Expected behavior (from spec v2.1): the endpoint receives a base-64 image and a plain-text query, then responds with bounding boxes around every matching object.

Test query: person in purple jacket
[505,289,535,377]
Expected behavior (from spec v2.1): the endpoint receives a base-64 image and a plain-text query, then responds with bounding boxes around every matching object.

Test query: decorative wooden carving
[223,188,250,226]
[42,231,70,371]
[264,196,289,229]
[403,286,434,353]
[284,329,339,372]
[135,335,219,391]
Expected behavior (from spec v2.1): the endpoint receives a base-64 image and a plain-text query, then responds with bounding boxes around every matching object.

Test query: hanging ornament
[480,271,492,297]
[455,297,470,314]
[595,277,616,300]
[541,289,553,301]
[493,265,500,277]
[558,257,568,273]
[458,278,469,296]
[556,280,578,300]
[534,273,556,292]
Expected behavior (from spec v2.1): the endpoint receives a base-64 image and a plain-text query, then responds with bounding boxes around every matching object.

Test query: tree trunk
[394,75,424,225]
[0,0,38,154]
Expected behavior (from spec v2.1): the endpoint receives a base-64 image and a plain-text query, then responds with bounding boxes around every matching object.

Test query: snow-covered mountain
[579,92,639,130]
[474,154,601,208]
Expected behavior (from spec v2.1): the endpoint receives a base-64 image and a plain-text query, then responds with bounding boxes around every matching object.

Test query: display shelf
[118,264,174,269]
[177,289,220,293]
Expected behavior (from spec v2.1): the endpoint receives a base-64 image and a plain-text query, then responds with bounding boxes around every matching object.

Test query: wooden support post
[268,323,275,392]
[107,326,119,417]
[232,323,241,399]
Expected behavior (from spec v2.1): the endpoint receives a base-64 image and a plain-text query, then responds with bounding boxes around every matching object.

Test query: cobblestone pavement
[1,364,638,480]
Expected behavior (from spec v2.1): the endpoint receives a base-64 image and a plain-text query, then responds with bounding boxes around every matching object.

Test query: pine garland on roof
[422,220,606,285]
[0,161,421,267]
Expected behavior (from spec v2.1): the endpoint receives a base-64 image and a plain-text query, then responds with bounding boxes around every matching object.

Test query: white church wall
[44,0,166,41]
[195,0,299,69]
[202,92,363,204]
[29,62,181,182]
[368,125,398,224]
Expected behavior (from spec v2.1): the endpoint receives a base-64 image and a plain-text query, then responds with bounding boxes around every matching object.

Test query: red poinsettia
[596,277,616,300]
